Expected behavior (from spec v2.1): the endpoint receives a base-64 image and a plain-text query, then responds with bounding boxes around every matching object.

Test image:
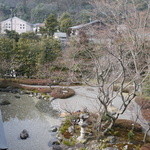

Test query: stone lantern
[77,113,89,142]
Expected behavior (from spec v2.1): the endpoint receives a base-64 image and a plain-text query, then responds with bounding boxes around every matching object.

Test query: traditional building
[0,17,33,34]
[69,20,106,36]
[68,20,107,43]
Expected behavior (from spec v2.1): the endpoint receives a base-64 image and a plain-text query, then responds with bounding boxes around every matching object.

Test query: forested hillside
[0,0,93,24]
[0,0,148,25]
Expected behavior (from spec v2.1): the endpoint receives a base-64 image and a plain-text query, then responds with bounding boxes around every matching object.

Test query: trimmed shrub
[114,119,142,132]
[14,79,53,85]
[36,87,53,93]
[50,87,75,99]
[0,80,22,89]
[0,78,55,86]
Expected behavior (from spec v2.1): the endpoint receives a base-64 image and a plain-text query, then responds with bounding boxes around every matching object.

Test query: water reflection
[0,92,61,150]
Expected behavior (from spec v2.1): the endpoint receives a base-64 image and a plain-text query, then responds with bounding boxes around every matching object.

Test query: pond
[0,92,61,150]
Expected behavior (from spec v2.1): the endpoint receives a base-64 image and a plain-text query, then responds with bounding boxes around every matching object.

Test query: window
[5,23,8,28]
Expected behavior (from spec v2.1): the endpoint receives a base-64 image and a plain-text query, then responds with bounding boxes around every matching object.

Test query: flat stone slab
[0,110,8,149]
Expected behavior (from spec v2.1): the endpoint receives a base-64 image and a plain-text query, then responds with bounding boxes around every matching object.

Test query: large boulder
[49,126,58,132]
[0,100,11,105]
[52,145,62,150]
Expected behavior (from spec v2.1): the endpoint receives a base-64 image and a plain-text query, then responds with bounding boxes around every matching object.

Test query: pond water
[0,92,61,150]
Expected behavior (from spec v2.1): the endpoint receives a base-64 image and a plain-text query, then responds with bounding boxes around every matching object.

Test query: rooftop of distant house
[69,20,106,30]
[54,32,67,38]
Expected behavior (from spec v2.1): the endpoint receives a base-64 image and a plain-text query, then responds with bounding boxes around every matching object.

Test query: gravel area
[51,86,150,133]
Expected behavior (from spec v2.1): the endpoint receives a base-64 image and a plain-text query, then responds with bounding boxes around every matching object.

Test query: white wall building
[0,17,33,34]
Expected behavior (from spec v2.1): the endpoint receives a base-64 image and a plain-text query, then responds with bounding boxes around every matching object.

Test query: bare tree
[64,0,150,137]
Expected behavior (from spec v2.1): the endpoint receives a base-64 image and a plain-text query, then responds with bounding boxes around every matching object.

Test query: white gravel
[51,86,149,132]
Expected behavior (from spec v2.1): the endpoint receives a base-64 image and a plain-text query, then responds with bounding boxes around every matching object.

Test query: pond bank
[20,84,150,135]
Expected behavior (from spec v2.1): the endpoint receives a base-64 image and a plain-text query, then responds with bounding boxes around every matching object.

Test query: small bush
[63,138,76,146]
[50,87,75,99]
[59,119,72,136]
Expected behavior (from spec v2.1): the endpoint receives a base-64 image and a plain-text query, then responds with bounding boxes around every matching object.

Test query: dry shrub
[135,97,150,109]
[51,87,75,99]
[113,85,133,93]
[135,97,150,121]
[141,109,150,121]
[114,119,142,132]
[140,143,150,150]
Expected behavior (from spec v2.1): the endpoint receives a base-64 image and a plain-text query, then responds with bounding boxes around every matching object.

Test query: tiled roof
[70,20,104,30]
